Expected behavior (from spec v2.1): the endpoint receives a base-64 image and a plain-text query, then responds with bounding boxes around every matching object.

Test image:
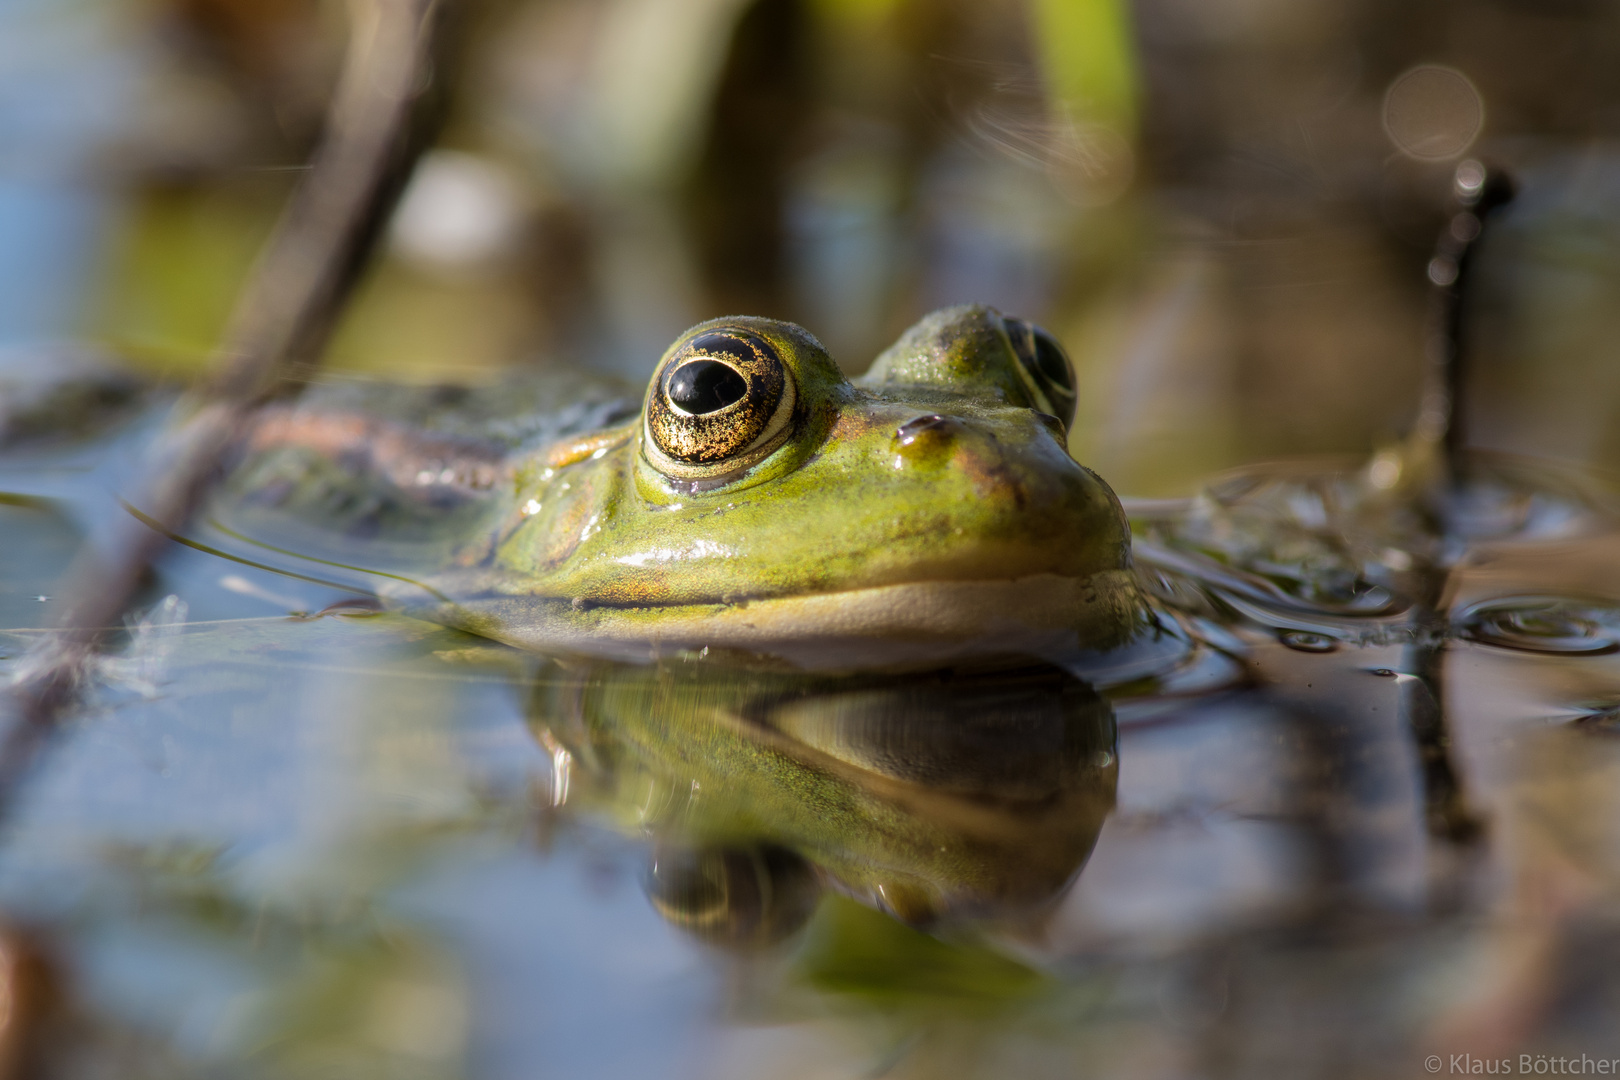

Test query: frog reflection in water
[222,305,1144,666]
[529,657,1118,941]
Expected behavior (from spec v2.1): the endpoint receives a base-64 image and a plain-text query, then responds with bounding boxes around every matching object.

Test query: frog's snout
[883,407,1073,499]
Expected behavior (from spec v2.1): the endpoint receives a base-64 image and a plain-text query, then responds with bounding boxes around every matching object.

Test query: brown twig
[0,0,448,818]
[1416,159,1519,472]
[1398,161,1518,847]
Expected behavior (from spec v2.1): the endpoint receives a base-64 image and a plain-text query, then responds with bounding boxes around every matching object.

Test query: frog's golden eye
[1001,317,1077,429]
[644,328,797,480]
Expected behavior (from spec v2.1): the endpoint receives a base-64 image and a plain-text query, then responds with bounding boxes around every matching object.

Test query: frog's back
[215,368,635,561]
[263,370,635,451]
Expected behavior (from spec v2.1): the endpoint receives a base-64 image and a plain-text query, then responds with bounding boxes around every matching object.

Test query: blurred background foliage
[5,0,1620,491]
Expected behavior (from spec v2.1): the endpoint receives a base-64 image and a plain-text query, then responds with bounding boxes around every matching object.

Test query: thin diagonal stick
[0,0,447,817]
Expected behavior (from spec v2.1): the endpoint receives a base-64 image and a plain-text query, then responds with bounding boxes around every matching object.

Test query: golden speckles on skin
[829,410,889,442]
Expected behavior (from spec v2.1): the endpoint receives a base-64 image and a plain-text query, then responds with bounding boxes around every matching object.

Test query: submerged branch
[1415,159,1518,471]
[0,0,449,818]
[1398,161,1518,847]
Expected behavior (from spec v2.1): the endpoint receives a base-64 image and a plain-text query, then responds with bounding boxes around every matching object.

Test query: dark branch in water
[0,0,450,820]
[1400,634,1485,845]
[1400,161,1517,848]
[1418,159,1519,469]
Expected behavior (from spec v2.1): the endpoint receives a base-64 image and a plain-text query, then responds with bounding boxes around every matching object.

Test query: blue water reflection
[0,0,135,344]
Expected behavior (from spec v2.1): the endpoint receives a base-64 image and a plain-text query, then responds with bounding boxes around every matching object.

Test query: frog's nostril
[892,414,958,466]
[894,414,949,445]
[668,359,748,415]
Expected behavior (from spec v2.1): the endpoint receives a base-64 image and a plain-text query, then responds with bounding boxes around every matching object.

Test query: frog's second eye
[645,328,797,480]
[1002,317,1077,429]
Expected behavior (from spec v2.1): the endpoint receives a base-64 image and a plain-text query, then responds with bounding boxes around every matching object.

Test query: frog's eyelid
[1030,330,1075,394]
[999,316,1077,429]
[997,318,1057,416]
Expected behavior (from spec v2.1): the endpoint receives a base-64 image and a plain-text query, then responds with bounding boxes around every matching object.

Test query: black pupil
[668,359,748,414]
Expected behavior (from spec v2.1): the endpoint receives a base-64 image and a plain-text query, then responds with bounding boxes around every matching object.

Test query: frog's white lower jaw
[408,569,1143,669]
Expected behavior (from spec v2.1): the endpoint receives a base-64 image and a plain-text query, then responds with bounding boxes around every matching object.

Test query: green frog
[218,304,1146,666]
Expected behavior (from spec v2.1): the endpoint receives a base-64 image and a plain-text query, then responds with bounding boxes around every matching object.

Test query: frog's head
[474,304,1140,662]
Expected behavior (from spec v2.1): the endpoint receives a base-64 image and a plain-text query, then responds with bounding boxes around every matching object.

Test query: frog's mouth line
[402,569,1143,666]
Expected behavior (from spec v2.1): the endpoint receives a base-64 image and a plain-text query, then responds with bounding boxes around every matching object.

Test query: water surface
[2,414,1620,1079]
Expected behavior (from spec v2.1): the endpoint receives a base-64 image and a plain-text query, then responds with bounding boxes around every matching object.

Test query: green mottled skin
[219,305,1143,660]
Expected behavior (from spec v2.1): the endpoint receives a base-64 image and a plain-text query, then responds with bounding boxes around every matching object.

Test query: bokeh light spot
[1383,66,1484,160]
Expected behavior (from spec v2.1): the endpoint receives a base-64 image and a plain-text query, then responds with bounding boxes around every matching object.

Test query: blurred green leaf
[93,183,287,375]
[797,897,1048,1007]
[1030,0,1139,134]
